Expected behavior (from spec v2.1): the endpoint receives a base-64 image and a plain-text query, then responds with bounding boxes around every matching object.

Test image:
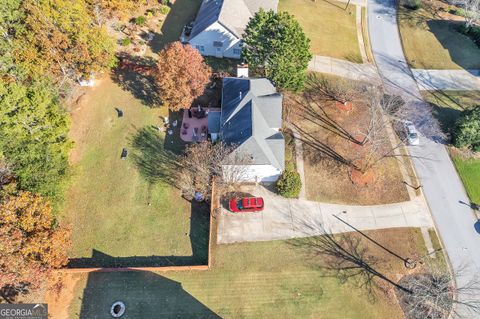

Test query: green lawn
[398,1,480,69]
[63,77,209,267]
[422,90,479,203]
[422,90,480,133]
[452,156,480,203]
[67,228,431,318]
[279,0,361,62]
[149,0,202,53]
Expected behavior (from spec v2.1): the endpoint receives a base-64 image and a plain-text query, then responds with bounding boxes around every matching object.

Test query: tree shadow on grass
[397,1,444,28]
[149,0,202,53]
[423,90,466,137]
[78,270,221,318]
[430,103,463,136]
[163,110,188,154]
[111,54,162,108]
[130,126,179,185]
[426,20,480,70]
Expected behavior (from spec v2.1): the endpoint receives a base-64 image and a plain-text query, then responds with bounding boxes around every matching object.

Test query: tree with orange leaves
[156,41,212,111]
[0,192,70,303]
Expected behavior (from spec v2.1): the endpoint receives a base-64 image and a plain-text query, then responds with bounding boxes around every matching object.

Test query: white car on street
[404,121,420,145]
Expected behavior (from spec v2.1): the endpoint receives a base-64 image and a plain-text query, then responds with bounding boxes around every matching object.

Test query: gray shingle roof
[189,0,278,40]
[220,77,284,171]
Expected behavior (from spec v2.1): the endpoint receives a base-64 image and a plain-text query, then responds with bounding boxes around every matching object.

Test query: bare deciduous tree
[287,74,414,176]
[176,142,252,200]
[398,263,480,319]
[451,0,480,28]
[291,219,480,319]
[350,90,408,174]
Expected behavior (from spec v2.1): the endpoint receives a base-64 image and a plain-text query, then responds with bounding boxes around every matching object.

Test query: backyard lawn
[62,76,209,267]
[58,228,432,319]
[398,0,480,69]
[279,0,361,62]
[58,0,211,268]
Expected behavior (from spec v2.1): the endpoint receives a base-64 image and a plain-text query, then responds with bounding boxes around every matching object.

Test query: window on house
[213,41,223,47]
[233,48,241,55]
[195,45,205,52]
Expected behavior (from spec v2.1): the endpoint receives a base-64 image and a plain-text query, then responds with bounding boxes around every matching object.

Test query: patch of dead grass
[286,92,409,205]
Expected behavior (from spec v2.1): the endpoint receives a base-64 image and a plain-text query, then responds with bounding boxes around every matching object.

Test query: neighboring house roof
[220,77,284,171]
[189,0,278,40]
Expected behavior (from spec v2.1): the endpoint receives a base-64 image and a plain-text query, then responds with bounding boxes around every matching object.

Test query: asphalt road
[368,0,480,312]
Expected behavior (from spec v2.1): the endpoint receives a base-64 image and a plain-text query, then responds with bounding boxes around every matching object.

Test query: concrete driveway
[217,185,432,244]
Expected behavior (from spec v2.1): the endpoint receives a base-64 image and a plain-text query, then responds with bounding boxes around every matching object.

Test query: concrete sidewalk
[217,185,432,244]
[412,69,480,91]
[308,55,380,83]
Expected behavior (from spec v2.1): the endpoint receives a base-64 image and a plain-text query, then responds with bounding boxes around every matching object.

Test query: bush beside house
[277,169,302,198]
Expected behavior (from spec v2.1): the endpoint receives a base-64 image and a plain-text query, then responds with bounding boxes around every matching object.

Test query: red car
[229,197,264,213]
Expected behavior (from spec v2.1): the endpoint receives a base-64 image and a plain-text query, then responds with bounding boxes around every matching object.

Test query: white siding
[189,22,242,59]
[223,164,282,183]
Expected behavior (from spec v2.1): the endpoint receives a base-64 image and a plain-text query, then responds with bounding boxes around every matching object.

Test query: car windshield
[409,132,418,139]
[237,200,244,210]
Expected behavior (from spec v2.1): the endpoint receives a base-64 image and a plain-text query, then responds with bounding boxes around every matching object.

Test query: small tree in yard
[290,75,411,184]
[177,142,252,200]
[397,263,480,319]
[156,42,211,111]
[242,10,312,91]
[277,169,302,198]
[0,192,70,303]
[292,223,480,318]
[453,107,480,151]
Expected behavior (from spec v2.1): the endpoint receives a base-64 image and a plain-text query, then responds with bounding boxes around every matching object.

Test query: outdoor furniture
[188,109,192,118]
[182,129,187,135]
[192,105,206,119]
[194,109,206,119]
[183,122,189,129]
[201,125,207,133]
[172,120,178,127]
[167,129,173,135]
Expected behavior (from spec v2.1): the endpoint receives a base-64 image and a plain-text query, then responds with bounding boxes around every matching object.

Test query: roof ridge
[250,103,282,169]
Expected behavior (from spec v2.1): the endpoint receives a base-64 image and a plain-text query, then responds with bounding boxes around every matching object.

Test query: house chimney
[237,63,249,78]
